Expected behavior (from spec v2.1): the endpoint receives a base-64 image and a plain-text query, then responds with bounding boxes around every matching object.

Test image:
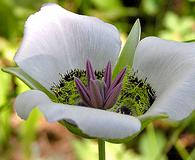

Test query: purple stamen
[96,80,105,100]
[104,83,122,109]
[105,68,126,97]
[105,83,120,103]
[104,61,112,90]
[75,78,91,106]
[89,79,104,108]
[74,60,126,109]
[110,68,126,89]
[86,60,96,83]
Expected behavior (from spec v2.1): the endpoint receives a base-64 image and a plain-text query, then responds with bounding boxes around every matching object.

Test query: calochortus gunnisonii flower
[3,3,195,144]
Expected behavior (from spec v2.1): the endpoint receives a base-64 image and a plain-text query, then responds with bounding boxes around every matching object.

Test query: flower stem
[98,139,105,160]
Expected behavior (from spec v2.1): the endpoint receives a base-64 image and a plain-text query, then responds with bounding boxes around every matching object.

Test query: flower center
[74,60,126,109]
[51,61,156,116]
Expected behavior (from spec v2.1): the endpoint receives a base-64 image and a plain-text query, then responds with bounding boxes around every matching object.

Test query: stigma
[75,60,126,109]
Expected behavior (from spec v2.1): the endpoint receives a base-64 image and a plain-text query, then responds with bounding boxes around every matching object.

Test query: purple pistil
[75,60,126,109]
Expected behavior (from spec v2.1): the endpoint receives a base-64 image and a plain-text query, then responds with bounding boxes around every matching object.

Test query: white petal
[14,3,121,90]
[39,103,141,139]
[133,37,195,120]
[15,90,51,119]
[15,90,141,139]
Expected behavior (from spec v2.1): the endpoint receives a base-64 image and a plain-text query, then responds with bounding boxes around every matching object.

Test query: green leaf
[139,124,167,160]
[2,67,55,100]
[91,0,122,10]
[20,108,41,157]
[112,19,141,78]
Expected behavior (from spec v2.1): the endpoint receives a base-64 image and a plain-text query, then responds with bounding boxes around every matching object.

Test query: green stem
[98,139,105,160]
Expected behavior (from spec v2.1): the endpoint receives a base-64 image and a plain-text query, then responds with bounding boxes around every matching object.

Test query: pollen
[110,67,156,117]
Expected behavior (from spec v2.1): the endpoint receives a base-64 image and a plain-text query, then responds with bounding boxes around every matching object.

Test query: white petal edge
[14,3,121,90]
[133,37,195,120]
[14,90,51,119]
[15,90,141,139]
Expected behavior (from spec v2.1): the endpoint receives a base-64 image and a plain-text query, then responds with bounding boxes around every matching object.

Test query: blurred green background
[0,0,195,160]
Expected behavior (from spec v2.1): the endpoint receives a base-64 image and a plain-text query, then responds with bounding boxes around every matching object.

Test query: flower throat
[51,61,156,117]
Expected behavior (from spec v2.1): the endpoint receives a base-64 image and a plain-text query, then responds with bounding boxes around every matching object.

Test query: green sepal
[139,113,168,129]
[106,131,140,144]
[184,39,195,42]
[59,120,94,139]
[112,19,141,78]
[2,67,55,100]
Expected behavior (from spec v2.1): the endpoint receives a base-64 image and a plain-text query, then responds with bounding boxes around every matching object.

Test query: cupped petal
[14,3,121,90]
[133,37,195,120]
[15,90,141,139]
[40,103,141,139]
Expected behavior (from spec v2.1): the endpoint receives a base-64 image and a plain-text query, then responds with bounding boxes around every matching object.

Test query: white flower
[12,4,140,142]
[6,4,195,143]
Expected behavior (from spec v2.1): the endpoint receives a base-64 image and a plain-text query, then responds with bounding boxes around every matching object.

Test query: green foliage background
[0,0,195,159]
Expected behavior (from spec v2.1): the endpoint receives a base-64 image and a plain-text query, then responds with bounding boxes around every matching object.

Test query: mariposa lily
[3,4,195,144]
